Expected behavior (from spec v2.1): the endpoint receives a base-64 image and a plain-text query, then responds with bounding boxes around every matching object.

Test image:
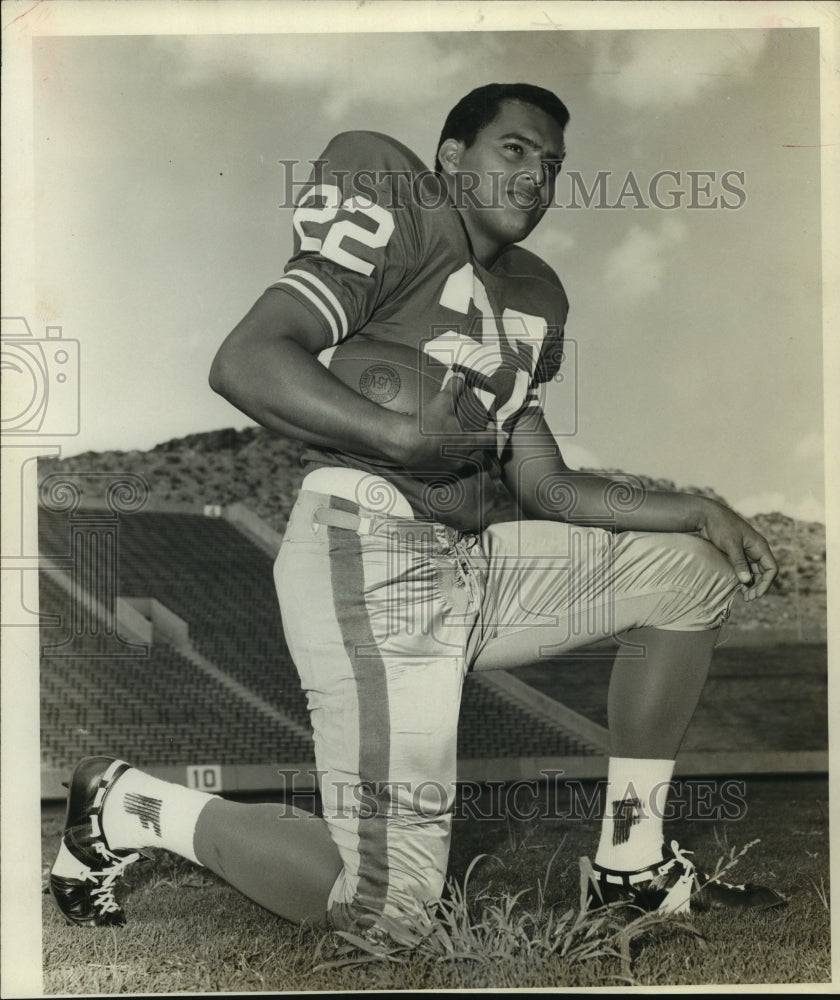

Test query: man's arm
[209,289,496,471]
[500,409,777,601]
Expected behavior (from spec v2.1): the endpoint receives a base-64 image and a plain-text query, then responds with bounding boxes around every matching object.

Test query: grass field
[41,774,831,993]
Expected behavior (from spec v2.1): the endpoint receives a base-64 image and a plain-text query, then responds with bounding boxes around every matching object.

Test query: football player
[50,83,784,938]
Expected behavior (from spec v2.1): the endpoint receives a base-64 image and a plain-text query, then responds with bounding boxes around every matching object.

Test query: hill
[38,426,826,635]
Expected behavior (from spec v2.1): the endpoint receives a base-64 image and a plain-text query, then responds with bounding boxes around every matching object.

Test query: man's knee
[672,533,738,596]
[621,531,739,631]
[669,533,738,626]
[328,865,444,938]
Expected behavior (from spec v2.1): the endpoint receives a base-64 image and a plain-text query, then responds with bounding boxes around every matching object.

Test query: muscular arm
[501,409,777,600]
[209,290,496,471]
[209,290,408,461]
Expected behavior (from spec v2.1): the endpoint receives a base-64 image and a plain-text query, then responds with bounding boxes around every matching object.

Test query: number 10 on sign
[186,764,222,791]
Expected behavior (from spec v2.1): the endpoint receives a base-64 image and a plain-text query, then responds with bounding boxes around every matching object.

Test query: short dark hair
[434,83,570,173]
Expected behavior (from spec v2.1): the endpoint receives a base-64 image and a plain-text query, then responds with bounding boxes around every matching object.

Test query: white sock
[595,757,675,872]
[101,767,216,864]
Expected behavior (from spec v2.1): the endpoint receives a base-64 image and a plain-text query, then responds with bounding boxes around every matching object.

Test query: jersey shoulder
[273,131,450,349]
[319,130,429,178]
[492,246,569,387]
[316,131,448,231]
[494,244,570,325]
[493,244,566,292]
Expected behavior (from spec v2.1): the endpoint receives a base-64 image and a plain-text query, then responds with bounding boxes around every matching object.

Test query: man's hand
[390,373,498,472]
[696,500,778,601]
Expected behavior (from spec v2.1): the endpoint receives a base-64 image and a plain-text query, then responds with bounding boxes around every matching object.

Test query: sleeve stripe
[285,268,350,344]
[274,275,341,345]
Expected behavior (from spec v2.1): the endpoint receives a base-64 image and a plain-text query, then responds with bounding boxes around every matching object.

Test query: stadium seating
[39,506,601,781]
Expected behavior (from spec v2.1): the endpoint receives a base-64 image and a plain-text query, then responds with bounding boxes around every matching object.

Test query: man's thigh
[275,492,473,934]
[472,519,738,671]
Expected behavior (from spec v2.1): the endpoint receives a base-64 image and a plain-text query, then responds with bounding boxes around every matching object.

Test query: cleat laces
[581,839,785,914]
[656,841,697,913]
[86,842,139,917]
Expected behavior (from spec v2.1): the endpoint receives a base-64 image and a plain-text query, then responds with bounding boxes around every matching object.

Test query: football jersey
[269,131,569,531]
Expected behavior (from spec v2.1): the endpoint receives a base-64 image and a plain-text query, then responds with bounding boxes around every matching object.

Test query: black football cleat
[581,841,787,915]
[50,756,140,927]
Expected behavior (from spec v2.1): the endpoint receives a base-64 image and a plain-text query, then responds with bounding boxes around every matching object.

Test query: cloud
[163,34,349,87]
[603,216,686,300]
[734,490,825,523]
[158,34,467,122]
[793,430,824,462]
[528,226,576,266]
[590,30,768,108]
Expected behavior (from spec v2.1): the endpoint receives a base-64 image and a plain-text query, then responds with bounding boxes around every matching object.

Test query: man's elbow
[208,347,239,402]
[208,353,225,397]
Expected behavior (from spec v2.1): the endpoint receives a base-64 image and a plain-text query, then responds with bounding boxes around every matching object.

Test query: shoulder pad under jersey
[270,131,445,349]
[493,244,566,291]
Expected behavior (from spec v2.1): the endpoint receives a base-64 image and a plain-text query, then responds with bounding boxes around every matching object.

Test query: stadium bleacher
[39,572,314,769]
[39,503,603,793]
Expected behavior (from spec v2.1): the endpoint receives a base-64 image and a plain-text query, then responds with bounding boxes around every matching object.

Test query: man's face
[443,100,566,264]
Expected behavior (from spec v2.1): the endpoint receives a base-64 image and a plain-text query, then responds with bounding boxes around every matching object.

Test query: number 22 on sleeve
[292,184,395,276]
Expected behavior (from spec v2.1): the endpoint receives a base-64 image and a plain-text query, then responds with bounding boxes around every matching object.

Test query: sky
[12,15,830,522]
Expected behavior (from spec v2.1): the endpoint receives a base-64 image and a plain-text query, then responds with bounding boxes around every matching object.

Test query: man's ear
[437,138,464,176]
